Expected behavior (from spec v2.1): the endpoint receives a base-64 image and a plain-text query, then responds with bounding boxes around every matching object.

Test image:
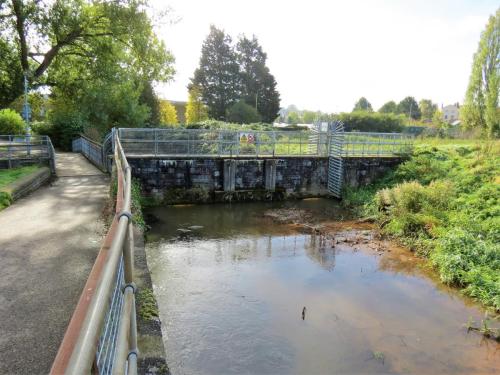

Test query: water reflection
[145,200,499,375]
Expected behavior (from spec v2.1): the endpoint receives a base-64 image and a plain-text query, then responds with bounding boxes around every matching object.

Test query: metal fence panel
[115,128,413,158]
[0,135,56,173]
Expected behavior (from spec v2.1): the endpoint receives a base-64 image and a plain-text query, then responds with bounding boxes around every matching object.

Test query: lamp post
[22,72,31,155]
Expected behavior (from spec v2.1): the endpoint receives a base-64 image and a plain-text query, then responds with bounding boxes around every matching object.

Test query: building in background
[442,103,460,123]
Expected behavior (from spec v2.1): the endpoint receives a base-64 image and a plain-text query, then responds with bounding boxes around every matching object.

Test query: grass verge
[343,139,500,311]
[0,166,40,210]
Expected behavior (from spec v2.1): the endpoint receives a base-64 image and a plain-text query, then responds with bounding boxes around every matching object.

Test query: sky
[151,0,498,113]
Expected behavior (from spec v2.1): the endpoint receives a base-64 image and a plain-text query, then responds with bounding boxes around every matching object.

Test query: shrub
[0,108,25,135]
[48,110,84,150]
[31,121,54,137]
[226,100,261,124]
[335,112,405,132]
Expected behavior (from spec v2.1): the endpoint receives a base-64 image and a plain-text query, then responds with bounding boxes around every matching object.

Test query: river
[145,198,499,375]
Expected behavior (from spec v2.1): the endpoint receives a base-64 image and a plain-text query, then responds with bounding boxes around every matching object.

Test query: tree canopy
[378,101,397,114]
[397,96,421,120]
[190,25,241,120]
[419,99,438,121]
[185,85,208,124]
[159,100,178,126]
[191,26,280,123]
[461,8,499,137]
[353,97,373,112]
[0,0,175,137]
[236,35,280,123]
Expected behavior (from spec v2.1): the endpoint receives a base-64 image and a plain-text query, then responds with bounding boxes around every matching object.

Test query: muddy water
[145,199,499,375]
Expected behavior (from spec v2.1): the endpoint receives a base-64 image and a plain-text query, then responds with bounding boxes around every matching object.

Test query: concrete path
[0,153,109,375]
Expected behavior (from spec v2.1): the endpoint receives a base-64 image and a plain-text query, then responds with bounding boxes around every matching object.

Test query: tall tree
[353,97,373,112]
[397,96,421,120]
[378,101,397,114]
[158,100,178,126]
[139,81,161,126]
[236,35,280,123]
[419,99,438,121]
[185,85,208,124]
[190,25,241,120]
[462,9,499,137]
[0,0,174,106]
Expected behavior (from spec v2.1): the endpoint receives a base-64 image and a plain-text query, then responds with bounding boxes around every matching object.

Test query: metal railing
[0,135,56,173]
[72,135,107,172]
[51,133,137,375]
[117,128,413,158]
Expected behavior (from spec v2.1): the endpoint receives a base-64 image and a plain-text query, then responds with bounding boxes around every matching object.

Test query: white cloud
[152,0,497,112]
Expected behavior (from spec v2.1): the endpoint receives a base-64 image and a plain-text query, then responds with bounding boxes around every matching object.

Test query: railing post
[8,135,12,169]
[154,129,158,156]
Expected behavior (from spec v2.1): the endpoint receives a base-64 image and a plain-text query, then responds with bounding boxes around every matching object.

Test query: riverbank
[342,139,500,312]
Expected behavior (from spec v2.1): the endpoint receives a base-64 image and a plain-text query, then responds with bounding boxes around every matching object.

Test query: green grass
[0,165,39,189]
[0,166,40,210]
[343,139,500,311]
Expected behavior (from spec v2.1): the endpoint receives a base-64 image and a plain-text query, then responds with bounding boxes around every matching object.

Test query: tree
[1,1,174,101]
[226,100,261,124]
[419,99,438,121]
[287,111,302,125]
[353,97,373,112]
[236,35,280,123]
[462,9,499,137]
[185,86,208,124]
[302,110,318,124]
[9,93,48,121]
[397,97,421,120]
[139,82,161,126]
[158,100,178,126]
[191,26,241,120]
[378,101,397,114]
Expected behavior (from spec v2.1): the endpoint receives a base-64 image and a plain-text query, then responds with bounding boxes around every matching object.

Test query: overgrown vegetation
[344,139,500,311]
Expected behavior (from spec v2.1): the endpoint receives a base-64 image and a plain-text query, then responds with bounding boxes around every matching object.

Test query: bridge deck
[0,153,109,374]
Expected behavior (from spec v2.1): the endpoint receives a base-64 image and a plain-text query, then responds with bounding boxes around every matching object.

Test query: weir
[73,125,413,202]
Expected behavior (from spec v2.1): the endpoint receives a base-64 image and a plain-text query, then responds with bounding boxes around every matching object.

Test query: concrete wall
[129,156,404,203]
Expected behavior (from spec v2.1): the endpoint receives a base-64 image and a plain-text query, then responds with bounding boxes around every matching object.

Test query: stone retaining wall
[129,156,404,203]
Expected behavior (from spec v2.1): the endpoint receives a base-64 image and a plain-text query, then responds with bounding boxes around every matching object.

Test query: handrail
[51,133,137,375]
[117,128,413,158]
[0,134,56,173]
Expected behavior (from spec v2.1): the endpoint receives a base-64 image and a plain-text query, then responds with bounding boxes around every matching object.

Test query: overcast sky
[152,0,498,113]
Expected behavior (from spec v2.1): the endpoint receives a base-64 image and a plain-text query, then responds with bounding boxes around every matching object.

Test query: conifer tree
[190,26,241,120]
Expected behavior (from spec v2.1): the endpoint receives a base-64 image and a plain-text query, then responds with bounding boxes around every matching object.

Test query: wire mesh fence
[116,128,413,158]
[95,256,125,375]
[72,135,107,171]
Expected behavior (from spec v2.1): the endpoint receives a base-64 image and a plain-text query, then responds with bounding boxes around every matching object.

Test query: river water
[145,199,499,375]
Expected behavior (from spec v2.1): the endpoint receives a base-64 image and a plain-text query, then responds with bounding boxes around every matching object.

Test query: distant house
[442,103,460,123]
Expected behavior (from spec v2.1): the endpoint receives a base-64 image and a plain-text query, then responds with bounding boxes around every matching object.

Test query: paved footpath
[0,153,109,375]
